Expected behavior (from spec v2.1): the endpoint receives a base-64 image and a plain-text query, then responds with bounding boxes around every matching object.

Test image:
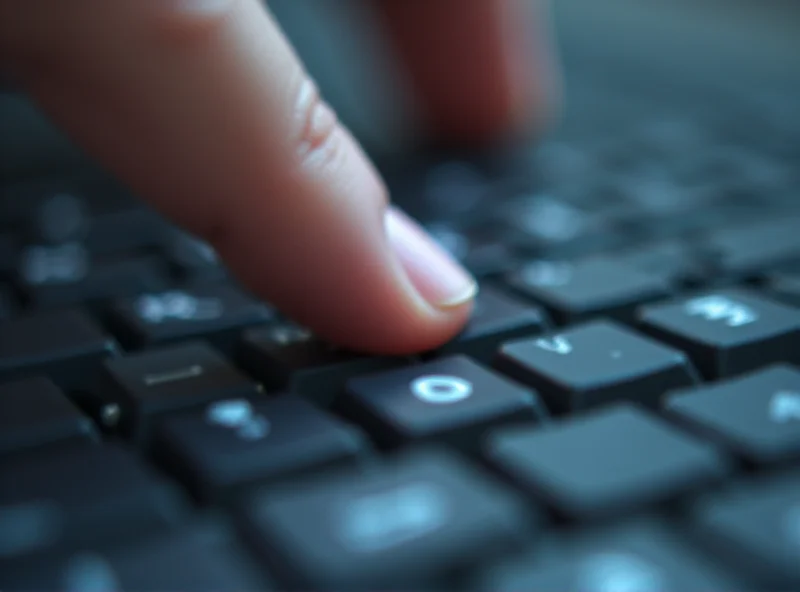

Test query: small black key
[1,525,270,592]
[767,271,800,307]
[506,258,670,324]
[0,443,184,561]
[477,521,739,592]
[702,214,800,277]
[165,231,227,284]
[639,289,800,379]
[495,320,698,413]
[437,287,550,363]
[600,241,707,287]
[16,244,171,307]
[485,403,728,520]
[666,365,800,466]
[95,341,260,444]
[0,309,119,391]
[85,205,171,255]
[0,376,96,456]
[692,470,800,588]
[239,323,406,407]
[110,284,272,353]
[236,448,531,591]
[342,356,547,451]
[156,395,369,503]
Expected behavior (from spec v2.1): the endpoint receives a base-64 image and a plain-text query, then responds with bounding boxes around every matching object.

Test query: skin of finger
[374,0,561,144]
[0,0,472,354]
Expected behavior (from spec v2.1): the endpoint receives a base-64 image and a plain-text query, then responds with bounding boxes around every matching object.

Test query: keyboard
[1,73,799,592]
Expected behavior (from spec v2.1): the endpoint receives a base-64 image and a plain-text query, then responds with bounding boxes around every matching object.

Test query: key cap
[701,215,800,277]
[0,443,185,561]
[477,520,739,592]
[0,376,96,456]
[506,258,671,324]
[638,289,800,379]
[110,284,272,354]
[342,355,547,451]
[95,341,260,444]
[495,320,698,414]
[1,525,271,592]
[599,241,707,287]
[164,231,227,284]
[767,271,800,307]
[84,205,171,255]
[239,323,406,407]
[16,244,171,308]
[236,448,532,591]
[156,395,369,503]
[692,470,800,588]
[0,309,119,391]
[666,365,800,466]
[484,403,729,521]
[436,287,550,363]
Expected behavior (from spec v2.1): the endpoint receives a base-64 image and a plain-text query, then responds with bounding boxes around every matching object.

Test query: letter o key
[410,375,473,404]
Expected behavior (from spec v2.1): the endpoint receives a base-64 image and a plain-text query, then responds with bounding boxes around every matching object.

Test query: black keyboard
[1,77,800,592]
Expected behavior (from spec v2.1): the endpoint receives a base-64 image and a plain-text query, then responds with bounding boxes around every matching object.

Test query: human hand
[0,0,558,354]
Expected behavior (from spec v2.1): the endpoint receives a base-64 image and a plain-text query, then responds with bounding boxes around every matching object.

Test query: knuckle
[145,0,239,47]
[292,77,341,170]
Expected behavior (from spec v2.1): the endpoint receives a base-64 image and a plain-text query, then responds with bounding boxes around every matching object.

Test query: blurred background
[1,0,799,177]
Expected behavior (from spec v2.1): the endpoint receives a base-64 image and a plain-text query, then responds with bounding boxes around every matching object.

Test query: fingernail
[385,208,478,309]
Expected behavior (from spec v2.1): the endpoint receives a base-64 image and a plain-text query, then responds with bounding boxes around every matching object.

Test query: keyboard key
[485,404,728,520]
[110,285,272,353]
[236,448,532,590]
[639,289,800,379]
[1,525,270,592]
[495,320,698,413]
[342,356,547,451]
[15,244,171,308]
[164,231,227,284]
[0,443,184,561]
[0,377,96,456]
[0,309,119,391]
[506,258,671,324]
[156,395,369,503]
[666,365,800,466]
[701,215,800,277]
[600,241,707,287]
[767,271,800,307]
[477,521,738,592]
[437,287,549,362]
[95,341,260,444]
[692,471,800,588]
[239,323,406,407]
[85,205,171,255]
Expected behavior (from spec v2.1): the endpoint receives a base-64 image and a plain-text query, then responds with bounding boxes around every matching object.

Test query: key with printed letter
[506,258,671,324]
[0,377,96,456]
[342,356,547,451]
[236,448,533,591]
[476,521,740,592]
[156,395,370,503]
[0,309,119,391]
[666,365,800,467]
[94,341,261,445]
[484,403,729,521]
[0,443,185,562]
[639,289,800,379]
[110,284,272,354]
[692,470,800,588]
[239,323,406,407]
[495,320,699,413]
[436,287,550,363]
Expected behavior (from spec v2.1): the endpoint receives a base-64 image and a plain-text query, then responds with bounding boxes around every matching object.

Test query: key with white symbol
[236,448,532,591]
[639,288,800,379]
[496,320,698,414]
[94,341,260,445]
[476,521,740,592]
[111,284,272,355]
[666,364,800,466]
[155,395,368,503]
[341,355,547,451]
